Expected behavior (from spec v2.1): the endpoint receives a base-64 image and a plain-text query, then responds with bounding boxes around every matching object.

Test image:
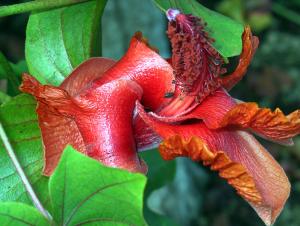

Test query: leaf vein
[64,178,142,226]
[75,217,137,226]
[0,212,35,226]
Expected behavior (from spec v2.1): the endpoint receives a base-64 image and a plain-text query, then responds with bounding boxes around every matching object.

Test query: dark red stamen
[166,9,226,102]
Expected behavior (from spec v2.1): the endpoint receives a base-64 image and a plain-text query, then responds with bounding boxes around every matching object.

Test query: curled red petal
[60,57,116,96]
[137,103,290,225]
[20,74,86,175]
[219,102,300,142]
[37,102,87,176]
[183,88,236,127]
[221,26,259,90]
[90,32,175,111]
[19,31,174,173]
[21,74,147,174]
[72,79,147,173]
[148,88,236,127]
[20,57,115,175]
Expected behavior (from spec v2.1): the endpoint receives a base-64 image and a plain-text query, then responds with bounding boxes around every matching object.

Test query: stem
[0,123,52,221]
[272,3,300,26]
[0,0,92,18]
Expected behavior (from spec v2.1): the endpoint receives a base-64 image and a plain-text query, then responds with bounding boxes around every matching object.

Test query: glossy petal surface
[21,74,147,174]
[20,32,175,174]
[71,79,147,173]
[20,58,115,175]
[91,33,175,111]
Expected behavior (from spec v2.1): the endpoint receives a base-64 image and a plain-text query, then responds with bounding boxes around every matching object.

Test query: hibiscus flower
[20,8,300,226]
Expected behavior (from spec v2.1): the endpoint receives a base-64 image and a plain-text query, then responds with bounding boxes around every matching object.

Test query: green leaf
[153,0,244,57]
[0,91,11,104]
[10,60,28,78]
[0,60,28,80]
[0,94,49,209]
[0,202,49,226]
[26,0,107,86]
[0,52,22,95]
[49,146,147,226]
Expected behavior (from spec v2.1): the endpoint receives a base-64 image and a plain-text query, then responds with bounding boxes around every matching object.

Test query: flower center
[166,9,226,103]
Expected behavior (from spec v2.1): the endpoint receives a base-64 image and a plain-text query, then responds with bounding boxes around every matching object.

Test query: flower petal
[20,74,86,175]
[90,32,175,111]
[221,26,259,90]
[60,57,116,95]
[219,102,300,143]
[72,79,147,173]
[148,88,236,127]
[20,31,174,174]
[160,135,261,204]
[21,74,147,174]
[137,103,290,225]
[36,103,86,176]
[133,115,161,151]
[20,57,116,175]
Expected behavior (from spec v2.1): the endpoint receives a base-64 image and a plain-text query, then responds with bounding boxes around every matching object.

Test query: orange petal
[221,26,259,90]
[160,135,262,204]
[159,132,290,226]
[137,103,290,225]
[220,102,300,142]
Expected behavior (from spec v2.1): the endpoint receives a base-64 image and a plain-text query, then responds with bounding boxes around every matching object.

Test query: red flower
[20,9,300,225]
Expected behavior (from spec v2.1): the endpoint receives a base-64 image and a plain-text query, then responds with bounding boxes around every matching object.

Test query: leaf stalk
[0,0,92,18]
[0,123,52,221]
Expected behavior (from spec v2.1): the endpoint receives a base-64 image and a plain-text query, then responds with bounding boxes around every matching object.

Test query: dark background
[1,0,300,226]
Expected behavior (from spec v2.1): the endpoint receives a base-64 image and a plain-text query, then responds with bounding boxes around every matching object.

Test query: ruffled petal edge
[160,135,262,204]
[219,102,300,142]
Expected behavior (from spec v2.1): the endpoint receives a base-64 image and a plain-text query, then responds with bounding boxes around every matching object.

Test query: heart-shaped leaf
[26,0,107,85]
[0,202,49,226]
[49,146,147,226]
[153,0,244,57]
[0,94,49,209]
